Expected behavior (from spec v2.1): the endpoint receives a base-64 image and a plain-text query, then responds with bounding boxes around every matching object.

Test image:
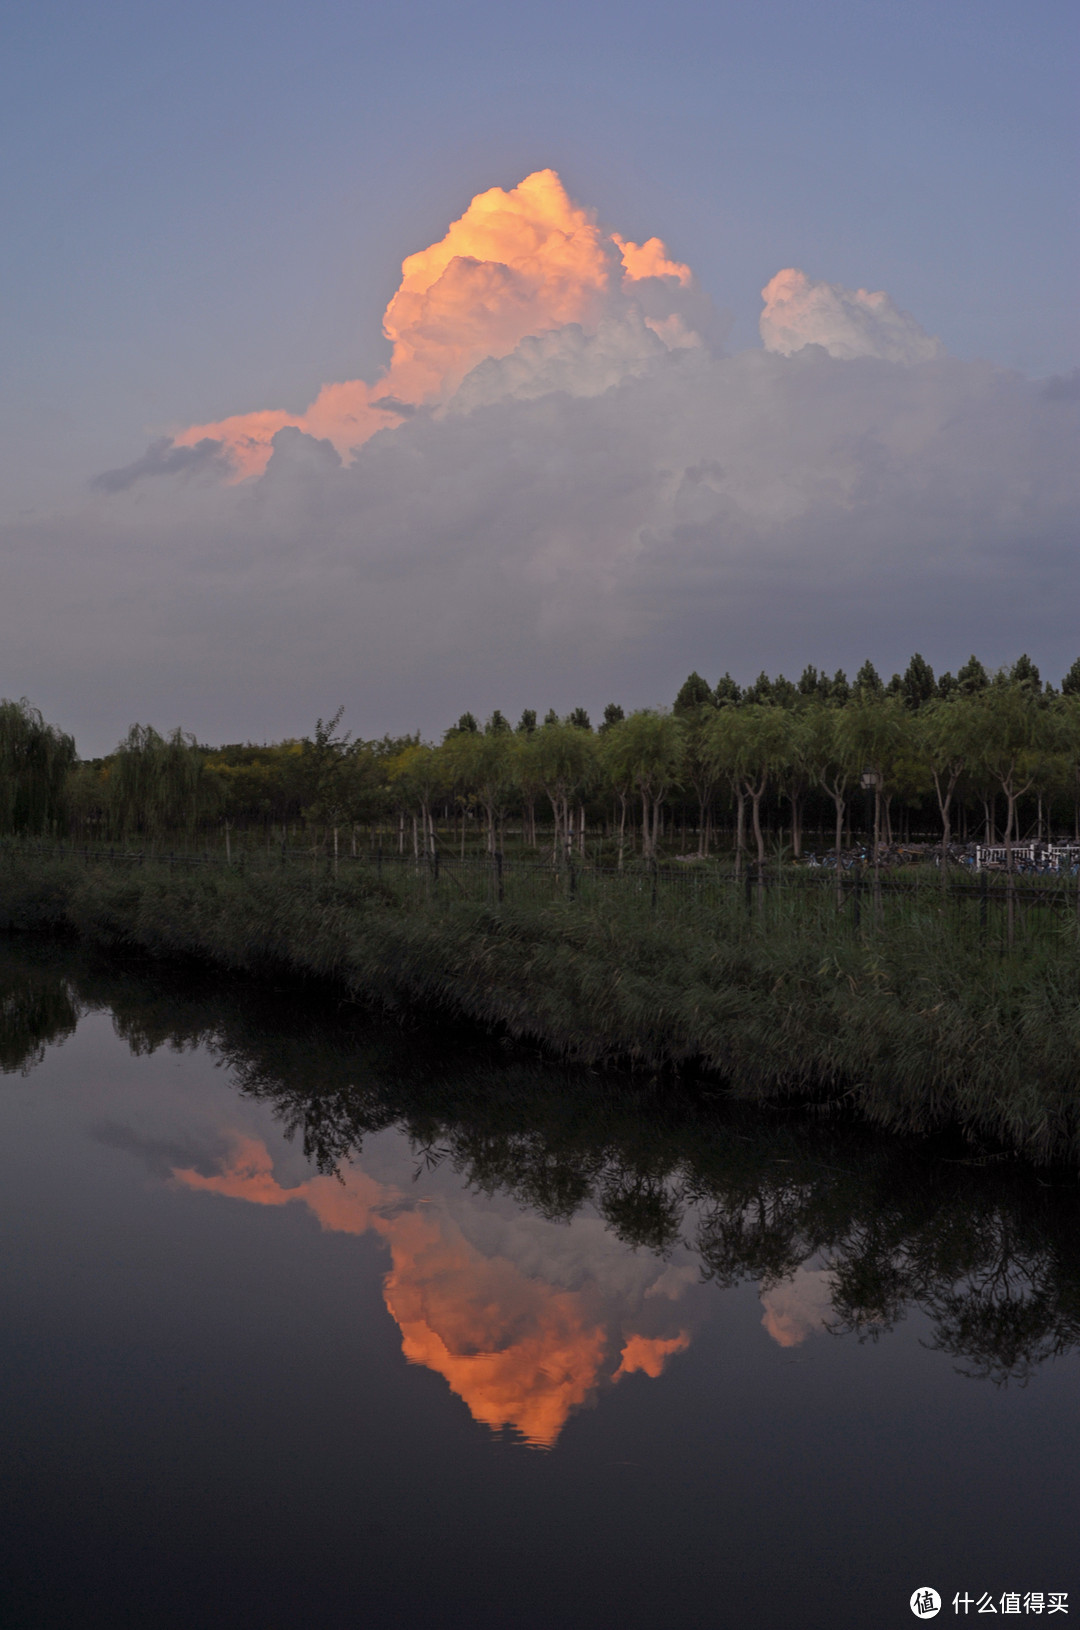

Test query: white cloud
[760,268,943,363]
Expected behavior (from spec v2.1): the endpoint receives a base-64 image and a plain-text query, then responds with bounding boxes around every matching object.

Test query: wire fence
[5,834,1079,953]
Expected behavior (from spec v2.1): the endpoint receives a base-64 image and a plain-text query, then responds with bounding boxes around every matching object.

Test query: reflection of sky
[7,1005,1080,1629]
[5,1008,840,1452]
[760,1267,834,1349]
[174,1133,693,1447]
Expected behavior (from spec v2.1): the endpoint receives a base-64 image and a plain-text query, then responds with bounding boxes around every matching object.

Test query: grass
[1,845,1078,1162]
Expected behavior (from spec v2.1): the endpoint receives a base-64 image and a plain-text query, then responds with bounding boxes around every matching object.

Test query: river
[1,940,1077,1629]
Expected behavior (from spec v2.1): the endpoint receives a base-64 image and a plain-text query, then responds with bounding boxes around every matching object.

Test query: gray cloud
[92,435,233,493]
[3,318,1077,754]
[1042,368,1080,403]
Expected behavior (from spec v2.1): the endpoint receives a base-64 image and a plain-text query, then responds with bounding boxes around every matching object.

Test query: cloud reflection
[760,1267,835,1348]
[173,1133,693,1447]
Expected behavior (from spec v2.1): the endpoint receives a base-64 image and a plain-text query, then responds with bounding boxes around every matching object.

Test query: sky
[1,0,1077,753]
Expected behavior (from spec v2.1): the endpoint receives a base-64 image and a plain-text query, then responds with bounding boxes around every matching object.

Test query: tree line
[3,652,1080,865]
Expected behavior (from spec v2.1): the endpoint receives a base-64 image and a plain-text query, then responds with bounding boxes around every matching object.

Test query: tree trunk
[750,789,765,866]
[788,793,803,858]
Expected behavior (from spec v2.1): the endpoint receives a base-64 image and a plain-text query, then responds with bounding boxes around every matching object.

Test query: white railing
[975,843,1080,872]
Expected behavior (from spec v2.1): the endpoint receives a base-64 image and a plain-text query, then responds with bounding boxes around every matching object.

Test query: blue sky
[3,0,1075,513]
[1,0,1077,749]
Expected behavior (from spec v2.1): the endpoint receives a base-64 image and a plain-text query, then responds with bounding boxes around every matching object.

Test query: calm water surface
[1,944,1078,1630]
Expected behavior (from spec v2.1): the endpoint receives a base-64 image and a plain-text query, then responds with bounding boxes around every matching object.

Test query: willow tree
[599,711,682,862]
[917,694,984,861]
[440,729,519,855]
[673,685,720,857]
[0,698,76,835]
[802,704,858,880]
[387,743,444,858]
[836,696,908,864]
[712,705,792,868]
[109,724,217,840]
[533,721,597,861]
[974,680,1057,857]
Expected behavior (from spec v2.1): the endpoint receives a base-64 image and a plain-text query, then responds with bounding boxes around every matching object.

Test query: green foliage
[957,654,990,695]
[902,653,936,710]
[447,712,480,737]
[673,672,714,714]
[598,711,681,856]
[826,669,850,705]
[109,723,220,839]
[0,698,76,835]
[1010,653,1042,692]
[853,660,884,699]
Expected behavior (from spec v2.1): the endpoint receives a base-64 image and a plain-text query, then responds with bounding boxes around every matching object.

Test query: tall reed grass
[1,848,1078,1162]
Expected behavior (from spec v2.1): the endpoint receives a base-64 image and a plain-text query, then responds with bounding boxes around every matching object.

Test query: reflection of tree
[830,1207,1080,1385]
[0,949,80,1073]
[598,1171,684,1256]
[15,938,1080,1387]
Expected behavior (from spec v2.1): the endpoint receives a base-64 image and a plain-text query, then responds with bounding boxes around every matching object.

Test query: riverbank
[2,850,1078,1162]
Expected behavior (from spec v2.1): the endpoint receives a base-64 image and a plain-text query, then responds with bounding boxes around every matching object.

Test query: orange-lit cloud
[173,1134,691,1447]
[172,169,697,480]
[759,1267,835,1348]
[614,1331,690,1379]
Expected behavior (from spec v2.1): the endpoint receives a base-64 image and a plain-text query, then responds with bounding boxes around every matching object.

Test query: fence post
[651,855,658,911]
[495,849,504,905]
[745,862,753,914]
[853,865,861,931]
[377,841,383,880]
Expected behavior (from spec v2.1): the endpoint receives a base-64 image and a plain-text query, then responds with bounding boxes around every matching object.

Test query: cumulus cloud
[760,267,943,362]
[1,168,1076,749]
[168,169,707,480]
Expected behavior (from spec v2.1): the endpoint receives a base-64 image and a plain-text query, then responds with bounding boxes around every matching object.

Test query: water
[1,943,1078,1629]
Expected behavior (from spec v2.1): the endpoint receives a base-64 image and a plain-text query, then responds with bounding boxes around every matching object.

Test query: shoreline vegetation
[2,843,1079,1165]
[2,650,1079,1164]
